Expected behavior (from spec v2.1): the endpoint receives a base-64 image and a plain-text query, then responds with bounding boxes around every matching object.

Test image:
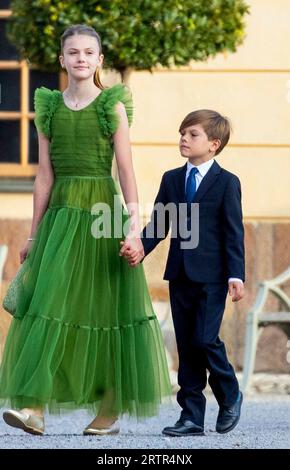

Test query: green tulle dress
[0,83,172,418]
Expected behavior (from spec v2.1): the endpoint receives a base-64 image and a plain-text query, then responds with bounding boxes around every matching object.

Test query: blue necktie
[185,167,199,203]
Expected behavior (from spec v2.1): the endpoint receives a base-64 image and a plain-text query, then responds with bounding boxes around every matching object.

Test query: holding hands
[119,236,145,267]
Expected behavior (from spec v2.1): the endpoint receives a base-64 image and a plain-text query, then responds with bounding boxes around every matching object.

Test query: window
[0,3,59,188]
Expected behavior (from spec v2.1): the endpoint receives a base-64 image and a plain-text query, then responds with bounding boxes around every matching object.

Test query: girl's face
[179,124,220,159]
[59,34,103,83]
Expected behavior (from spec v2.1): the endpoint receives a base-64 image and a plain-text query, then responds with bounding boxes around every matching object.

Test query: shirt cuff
[228,278,243,284]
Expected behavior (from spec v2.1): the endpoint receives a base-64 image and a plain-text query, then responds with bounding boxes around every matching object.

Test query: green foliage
[6,0,249,73]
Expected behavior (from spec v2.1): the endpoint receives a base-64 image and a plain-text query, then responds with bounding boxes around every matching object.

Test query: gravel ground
[0,394,290,449]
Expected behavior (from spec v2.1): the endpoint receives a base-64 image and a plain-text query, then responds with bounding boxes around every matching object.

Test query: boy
[120,109,245,436]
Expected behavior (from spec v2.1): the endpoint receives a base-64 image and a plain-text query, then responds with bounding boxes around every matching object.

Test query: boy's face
[179,124,220,163]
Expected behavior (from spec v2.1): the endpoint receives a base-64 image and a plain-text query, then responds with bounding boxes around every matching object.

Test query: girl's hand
[119,237,145,267]
[119,236,143,255]
[20,240,32,264]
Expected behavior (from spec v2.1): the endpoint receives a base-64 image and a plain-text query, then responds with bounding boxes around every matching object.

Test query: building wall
[129,0,290,220]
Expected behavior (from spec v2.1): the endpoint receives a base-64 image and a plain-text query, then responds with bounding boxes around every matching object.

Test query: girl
[0,24,171,436]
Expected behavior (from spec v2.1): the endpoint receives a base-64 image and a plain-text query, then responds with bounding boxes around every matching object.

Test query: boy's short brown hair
[179,109,232,155]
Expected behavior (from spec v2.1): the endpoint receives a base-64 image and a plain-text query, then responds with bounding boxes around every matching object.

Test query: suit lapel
[193,160,222,202]
[172,160,222,203]
[173,163,187,203]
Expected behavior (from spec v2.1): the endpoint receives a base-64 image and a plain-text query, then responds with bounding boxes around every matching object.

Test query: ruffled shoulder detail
[34,86,61,139]
[96,83,133,137]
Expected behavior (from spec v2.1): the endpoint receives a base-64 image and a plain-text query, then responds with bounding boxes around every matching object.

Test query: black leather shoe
[162,419,204,437]
[216,391,243,434]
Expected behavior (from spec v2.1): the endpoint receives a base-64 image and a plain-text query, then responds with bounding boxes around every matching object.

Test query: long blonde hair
[60,24,105,90]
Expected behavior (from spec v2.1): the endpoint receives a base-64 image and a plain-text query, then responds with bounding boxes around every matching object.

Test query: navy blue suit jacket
[141,160,245,283]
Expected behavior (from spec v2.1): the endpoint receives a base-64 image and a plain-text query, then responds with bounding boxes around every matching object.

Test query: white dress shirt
[185,159,243,285]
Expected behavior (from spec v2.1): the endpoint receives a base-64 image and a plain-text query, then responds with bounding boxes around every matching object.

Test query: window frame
[0,8,61,189]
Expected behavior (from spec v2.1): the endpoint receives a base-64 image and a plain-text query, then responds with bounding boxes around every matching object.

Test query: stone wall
[1,219,290,375]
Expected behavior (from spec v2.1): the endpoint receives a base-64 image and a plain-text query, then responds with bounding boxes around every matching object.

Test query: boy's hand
[123,247,145,267]
[228,281,244,302]
[119,239,145,267]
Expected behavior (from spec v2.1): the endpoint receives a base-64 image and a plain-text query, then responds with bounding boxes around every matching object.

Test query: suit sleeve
[222,176,245,282]
[141,173,170,258]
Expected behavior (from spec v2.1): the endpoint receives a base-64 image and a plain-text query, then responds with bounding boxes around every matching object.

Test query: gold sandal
[3,409,44,435]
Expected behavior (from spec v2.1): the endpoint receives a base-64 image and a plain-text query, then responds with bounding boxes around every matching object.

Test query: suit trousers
[169,261,239,426]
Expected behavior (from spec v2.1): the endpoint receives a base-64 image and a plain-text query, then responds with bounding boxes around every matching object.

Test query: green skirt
[0,176,172,417]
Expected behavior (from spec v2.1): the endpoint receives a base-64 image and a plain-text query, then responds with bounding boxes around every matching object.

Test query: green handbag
[2,260,27,316]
